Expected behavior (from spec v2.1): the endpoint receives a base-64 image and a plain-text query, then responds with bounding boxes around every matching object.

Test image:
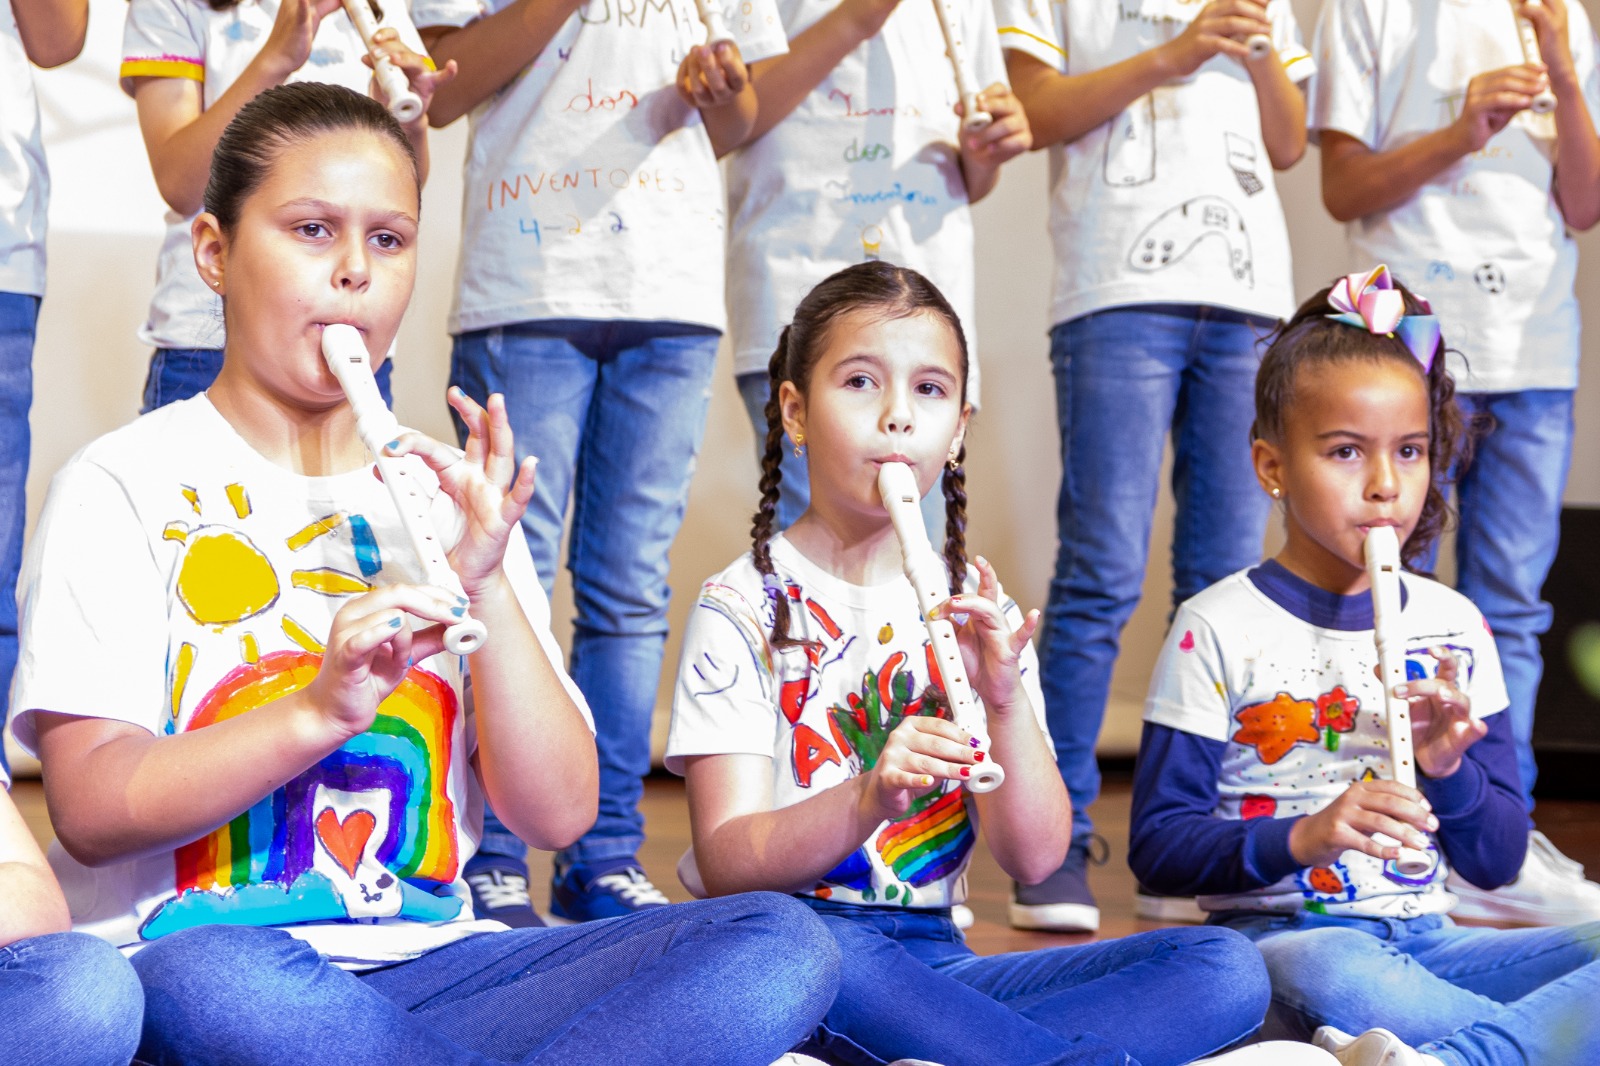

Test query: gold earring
[793,433,804,459]
[946,454,960,472]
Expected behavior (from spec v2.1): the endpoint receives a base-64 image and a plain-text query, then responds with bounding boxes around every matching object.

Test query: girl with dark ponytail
[666,261,1283,1066]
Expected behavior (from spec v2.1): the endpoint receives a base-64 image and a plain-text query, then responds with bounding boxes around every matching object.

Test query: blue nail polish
[451,606,465,617]
[389,617,403,628]
[386,439,400,450]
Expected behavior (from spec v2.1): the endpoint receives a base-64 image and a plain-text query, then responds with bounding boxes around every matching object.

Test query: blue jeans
[450,320,720,869]
[142,347,394,413]
[0,930,144,1065]
[735,370,946,538]
[130,893,838,1065]
[801,898,1269,1065]
[1217,910,1600,1066]
[0,293,37,765]
[1040,306,1272,841]
[1452,390,1574,811]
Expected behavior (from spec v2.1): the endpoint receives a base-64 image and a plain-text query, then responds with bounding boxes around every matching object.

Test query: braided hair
[1253,275,1474,568]
[751,262,970,647]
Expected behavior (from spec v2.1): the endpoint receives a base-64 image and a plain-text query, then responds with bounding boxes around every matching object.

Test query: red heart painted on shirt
[316,807,375,879]
[1179,630,1196,652]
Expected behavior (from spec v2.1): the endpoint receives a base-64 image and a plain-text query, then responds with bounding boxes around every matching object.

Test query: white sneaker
[951,903,975,929]
[1135,889,1207,924]
[1313,1026,1445,1066]
[1190,1040,1339,1063]
[1448,830,1600,926]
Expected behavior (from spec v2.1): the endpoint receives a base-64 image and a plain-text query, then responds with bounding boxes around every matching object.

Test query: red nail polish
[973,752,985,762]
[960,767,971,777]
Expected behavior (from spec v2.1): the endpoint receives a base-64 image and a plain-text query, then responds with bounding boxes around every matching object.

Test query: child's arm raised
[740,0,898,145]
[1244,25,1305,169]
[1522,0,1600,230]
[930,557,1069,883]
[13,0,88,68]
[1007,0,1271,150]
[1318,64,1549,222]
[0,786,71,947]
[386,389,598,852]
[133,0,442,215]
[678,41,757,158]
[419,0,583,127]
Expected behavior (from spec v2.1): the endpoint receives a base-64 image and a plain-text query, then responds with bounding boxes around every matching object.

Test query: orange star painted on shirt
[1233,691,1319,765]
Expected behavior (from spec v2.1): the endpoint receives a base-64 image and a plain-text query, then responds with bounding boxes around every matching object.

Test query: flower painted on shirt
[1315,686,1360,751]
[1232,692,1319,764]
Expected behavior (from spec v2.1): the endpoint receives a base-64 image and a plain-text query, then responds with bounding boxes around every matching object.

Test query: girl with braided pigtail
[667,262,1297,1066]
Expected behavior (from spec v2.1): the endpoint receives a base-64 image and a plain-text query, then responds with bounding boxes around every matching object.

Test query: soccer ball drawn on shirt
[140,480,463,940]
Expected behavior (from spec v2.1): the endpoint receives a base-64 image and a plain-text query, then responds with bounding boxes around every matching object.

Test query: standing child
[1130,270,1600,1066]
[726,0,1031,527]
[668,261,1333,1066]
[995,0,1312,931]
[1310,0,1600,925]
[2,0,86,768]
[122,0,444,411]
[414,0,788,924]
[10,83,840,1066]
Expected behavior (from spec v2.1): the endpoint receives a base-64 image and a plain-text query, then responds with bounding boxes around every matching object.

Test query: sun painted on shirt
[813,646,975,905]
[1232,691,1320,764]
[142,482,462,940]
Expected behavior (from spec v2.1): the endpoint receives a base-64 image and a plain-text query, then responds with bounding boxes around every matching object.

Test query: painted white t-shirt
[724,0,1005,391]
[1309,0,1600,392]
[11,396,591,967]
[1145,568,1508,918]
[0,0,47,298]
[994,0,1311,327]
[410,0,788,334]
[667,534,1050,910]
[121,0,427,350]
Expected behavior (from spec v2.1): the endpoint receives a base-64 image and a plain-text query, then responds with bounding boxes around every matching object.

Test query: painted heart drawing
[316,807,376,878]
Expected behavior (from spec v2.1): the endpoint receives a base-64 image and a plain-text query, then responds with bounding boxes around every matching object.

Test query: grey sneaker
[1009,835,1105,932]
[1447,830,1600,926]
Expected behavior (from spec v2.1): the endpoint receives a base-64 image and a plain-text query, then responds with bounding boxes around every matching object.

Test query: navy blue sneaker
[464,857,545,928]
[1009,834,1107,933]
[548,860,671,923]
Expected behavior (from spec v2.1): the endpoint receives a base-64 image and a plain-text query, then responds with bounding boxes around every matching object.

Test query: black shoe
[1009,835,1107,932]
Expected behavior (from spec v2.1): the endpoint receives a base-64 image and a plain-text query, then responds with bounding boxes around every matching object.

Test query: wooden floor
[16,772,1600,948]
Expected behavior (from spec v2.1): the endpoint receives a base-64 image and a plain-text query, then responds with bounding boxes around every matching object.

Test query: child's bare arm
[1319,65,1548,221]
[13,0,88,68]
[1247,40,1305,169]
[33,583,465,867]
[0,787,70,947]
[420,0,585,126]
[741,0,897,144]
[678,42,757,158]
[1008,0,1270,150]
[1523,0,1600,229]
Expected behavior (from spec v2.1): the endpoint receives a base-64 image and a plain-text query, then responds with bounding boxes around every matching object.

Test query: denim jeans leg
[0,931,143,1066]
[363,894,838,1065]
[0,293,38,753]
[560,322,720,867]
[1229,911,1600,1066]
[1040,309,1185,841]
[800,904,1129,1066]
[1168,310,1272,605]
[142,347,396,415]
[924,924,1270,1066]
[449,324,597,863]
[1452,390,1574,810]
[736,369,810,530]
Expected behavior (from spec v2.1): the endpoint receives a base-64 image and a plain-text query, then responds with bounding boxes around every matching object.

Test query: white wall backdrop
[22,0,1600,772]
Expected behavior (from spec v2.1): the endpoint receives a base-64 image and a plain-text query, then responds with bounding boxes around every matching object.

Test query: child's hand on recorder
[1288,778,1438,868]
[383,388,536,601]
[305,583,463,739]
[677,40,749,111]
[862,716,978,820]
[958,84,1032,169]
[927,555,1039,717]
[1398,648,1487,779]
[1160,0,1270,77]
[260,0,345,80]
[364,27,458,122]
